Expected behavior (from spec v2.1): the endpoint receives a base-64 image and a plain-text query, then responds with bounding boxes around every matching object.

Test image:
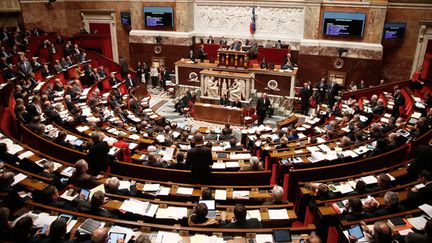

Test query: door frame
[81,10,119,62]
[412,22,432,76]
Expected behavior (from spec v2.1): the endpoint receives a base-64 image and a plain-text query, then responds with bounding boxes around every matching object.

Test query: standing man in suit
[327,79,339,109]
[316,78,327,104]
[198,45,206,62]
[17,55,32,78]
[159,65,170,90]
[220,94,230,106]
[87,132,110,176]
[187,49,195,62]
[301,82,313,115]
[185,133,213,184]
[392,89,405,118]
[256,93,271,125]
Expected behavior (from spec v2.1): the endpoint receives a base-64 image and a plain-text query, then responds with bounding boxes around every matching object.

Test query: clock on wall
[333,57,344,69]
[154,45,162,55]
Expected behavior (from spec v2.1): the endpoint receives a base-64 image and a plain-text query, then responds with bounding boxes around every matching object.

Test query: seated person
[68,159,101,189]
[0,207,12,240]
[276,137,289,149]
[368,139,388,158]
[263,185,288,205]
[342,197,373,221]
[307,183,337,200]
[348,220,404,243]
[366,173,393,193]
[221,204,261,228]
[287,130,299,140]
[240,156,264,171]
[0,143,20,164]
[365,191,405,216]
[219,128,234,141]
[225,138,243,151]
[201,187,212,200]
[37,160,56,179]
[260,58,268,69]
[77,190,115,218]
[0,172,28,210]
[188,203,219,227]
[142,153,167,167]
[168,153,187,170]
[405,170,432,208]
[38,185,74,210]
[104,177,137,196]
[405,218,432,243]
[37,218,70,243]
[204,129,218,141]
[281,53,295,70]
[10,216,34,242]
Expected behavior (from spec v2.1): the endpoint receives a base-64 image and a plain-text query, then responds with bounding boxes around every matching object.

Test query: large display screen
[144,7,173,27]
[383,22,406,39]
[322,12,366,37]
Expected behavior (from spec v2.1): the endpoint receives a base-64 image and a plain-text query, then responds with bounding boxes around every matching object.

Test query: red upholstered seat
[51,53,62,63]
[39,48,49,59]
[101,79,111,91]
[327,226,340,243]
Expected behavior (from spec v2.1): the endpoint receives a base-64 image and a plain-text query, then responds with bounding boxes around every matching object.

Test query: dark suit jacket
[87,141,110,175]
[405,232,432,243]
[125,78,135,88]
[406,182,432,207]
[223,218,261,228]
[186,145,213,183]
[220,97,230,106]
[68,173,100,189]
[77,200,115,218]
[256,97,271,116]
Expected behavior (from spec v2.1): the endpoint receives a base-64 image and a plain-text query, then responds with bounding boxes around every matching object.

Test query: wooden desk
[193,103,243,126]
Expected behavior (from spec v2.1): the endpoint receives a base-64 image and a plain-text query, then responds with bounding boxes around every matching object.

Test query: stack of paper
[176,187,193,195]
[155,206,188,220]
[143,184,160,192]
[215,189,227,200]
[233,190,249,199]
[12,173,27,186]
[268,209,289,220]
[246,209,262,221]
[119,199,158,217]
[361,175,378,185]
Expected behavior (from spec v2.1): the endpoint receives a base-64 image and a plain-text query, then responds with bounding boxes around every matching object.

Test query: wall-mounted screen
[383,22,406,39]
[322,12,366,37]
[120,12,131,26]
[144,6,173,27]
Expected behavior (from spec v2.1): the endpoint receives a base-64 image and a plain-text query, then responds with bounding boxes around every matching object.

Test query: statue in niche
[206,77,219,98]
[221,79,228,96]
[229,79,246,101]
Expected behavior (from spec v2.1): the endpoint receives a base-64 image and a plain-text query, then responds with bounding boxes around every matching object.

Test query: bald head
[91,227,108,243]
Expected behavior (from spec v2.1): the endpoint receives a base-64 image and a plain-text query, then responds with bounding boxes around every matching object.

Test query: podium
[217,50,248,69]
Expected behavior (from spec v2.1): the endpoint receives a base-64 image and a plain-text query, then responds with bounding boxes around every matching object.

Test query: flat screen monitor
[120,12,131,26]
[144,6,173,27]
[383,22,406,39]
[322,12,366,37]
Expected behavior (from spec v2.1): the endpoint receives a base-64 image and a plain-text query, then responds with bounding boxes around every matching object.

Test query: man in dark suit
[405,219,432,243]
[256,93,271,125]
[186,133,213,184]
[187,50,195,62]
[125,73,135,89]
[87,132,110,176]
[316,78,327,104]
[39,185,74,210]
[108,73,120,86]
[3,64,17,81]
[392,89,405,118]
[41,64,52,78]
[198,45,206,62]
[105,177,137,197]
[327,79,339,109]
[225,138,243,151]
[159,65,170,90]
[77,190,115,218]
[232,98,242,108]
[405,170,432,207]
[37,161,57,179]
[408,145,432,176]
[301,82,313,115]
[221,204,261,228]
